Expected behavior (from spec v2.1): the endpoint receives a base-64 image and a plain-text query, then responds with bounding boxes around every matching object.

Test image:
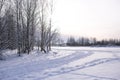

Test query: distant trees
[67,37,90,46]
[66,36,120,46]
[67,37,76,46]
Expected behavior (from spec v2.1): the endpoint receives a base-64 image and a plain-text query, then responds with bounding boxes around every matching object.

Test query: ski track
[0,51,93,80]
[70,73,117,80]
[0,47,120,80]
[37,58,119,80]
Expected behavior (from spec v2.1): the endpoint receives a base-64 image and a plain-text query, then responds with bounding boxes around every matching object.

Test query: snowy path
[0,47,120,80]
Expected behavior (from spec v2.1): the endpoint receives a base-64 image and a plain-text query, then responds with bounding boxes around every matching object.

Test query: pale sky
[52,0,120,40]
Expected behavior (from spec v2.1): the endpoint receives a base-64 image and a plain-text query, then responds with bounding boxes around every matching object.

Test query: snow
[0,47,120,80]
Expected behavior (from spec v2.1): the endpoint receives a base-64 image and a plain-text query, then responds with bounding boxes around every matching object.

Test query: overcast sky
[52,0,120,40]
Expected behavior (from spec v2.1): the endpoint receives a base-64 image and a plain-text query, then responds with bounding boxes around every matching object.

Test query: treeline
[67,37,120,46]
[0,0,58,59]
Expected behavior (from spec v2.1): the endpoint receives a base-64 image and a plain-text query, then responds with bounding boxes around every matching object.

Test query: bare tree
[0,0,58,59]
[0,0,15,59]
[14,0,23,56]
[39,0,48,53]
[38,0,57,53]
[22,0,38,54]
[13,0,39,55]
[0,0,5,14]
[47,0,54,51]
[0,0,6,59]
[0,0,6,42]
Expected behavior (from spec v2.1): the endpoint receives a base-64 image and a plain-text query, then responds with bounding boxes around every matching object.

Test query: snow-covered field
[0,47,120,80]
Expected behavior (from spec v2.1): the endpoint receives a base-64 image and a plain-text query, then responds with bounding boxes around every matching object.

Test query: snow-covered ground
[0,47,120,80]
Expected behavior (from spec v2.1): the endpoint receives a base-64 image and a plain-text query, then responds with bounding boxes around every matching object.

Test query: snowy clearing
[0,47,120,80]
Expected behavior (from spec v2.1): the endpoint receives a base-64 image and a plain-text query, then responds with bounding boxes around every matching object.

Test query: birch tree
[39,0,48,53]
[47,0,53,51]
[14,0,23,56]
[22,0,38,54]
